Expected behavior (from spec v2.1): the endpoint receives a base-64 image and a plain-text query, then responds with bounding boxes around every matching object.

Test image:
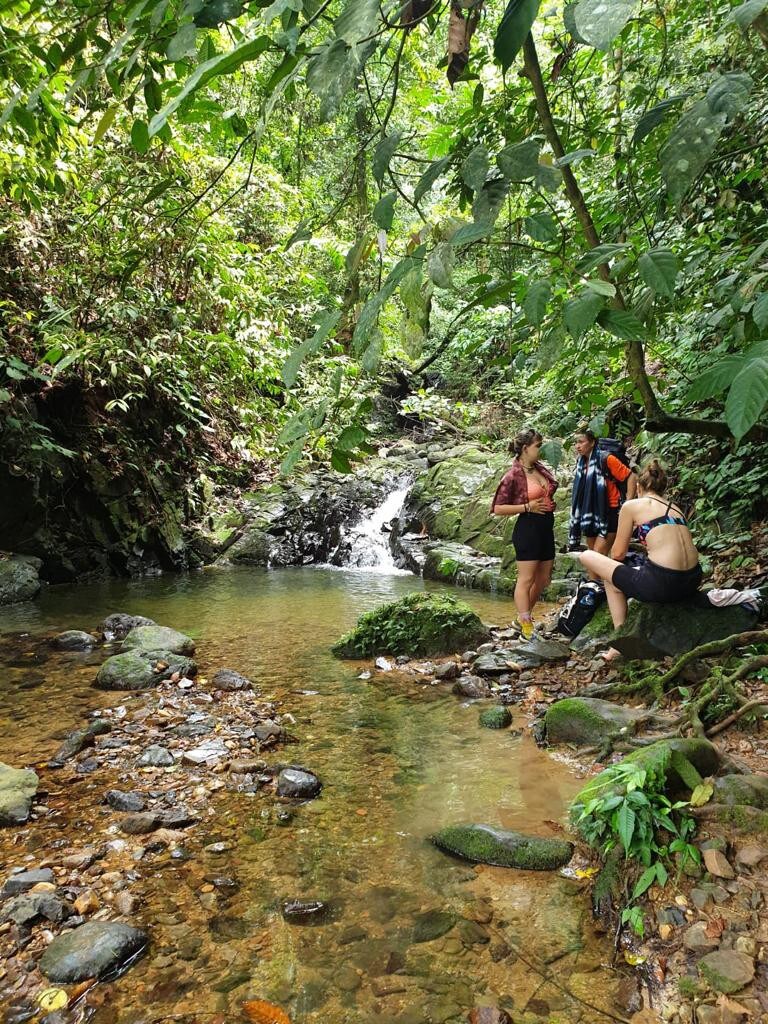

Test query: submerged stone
[0,763,39,827]
[39,921,148,982]
[276,768,321,799]
[430,824,573,870]
[544,697,648,747]
[332,592,489,659]
[281,899,329,922]
[478,706,512,729]
[412,909,457,943]
[136,745,175,767]
[105,790,145,812]
[52,719,111,762]
[1,892,70,925]
[211,668,254,691]
[53,630,98,650]
[95,650,196,690]
[121,625,195,656]
[1,868,54,896]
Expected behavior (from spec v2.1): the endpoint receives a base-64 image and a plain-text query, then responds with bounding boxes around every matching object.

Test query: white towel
[705,587,761,613]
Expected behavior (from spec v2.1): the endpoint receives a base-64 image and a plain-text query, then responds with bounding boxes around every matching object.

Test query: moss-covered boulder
[422,543,516,594]
[697,950,755,994]
[122,625,195,656]
[571,738,720,829]
[611,602,757,660]
[544,697,649,747]
[0,554,41,606]
[0,763,39,827]
[95,650,197,690]
[430,824,573,870]
[479,706,513,729]
[712,774,768,809]
[331,592,490,659]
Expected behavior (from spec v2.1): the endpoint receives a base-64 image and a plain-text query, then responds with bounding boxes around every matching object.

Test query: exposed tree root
[655,630,768,692]
[706,695,768,737]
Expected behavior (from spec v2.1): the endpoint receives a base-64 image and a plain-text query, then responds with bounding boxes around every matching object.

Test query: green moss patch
[479,706,512,730]
[331,592,489,659]
[545,697,647,747]
[430,824,573,871]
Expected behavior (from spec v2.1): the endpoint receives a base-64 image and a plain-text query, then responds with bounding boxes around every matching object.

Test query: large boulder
[712,774,768,809]
[39,921,148,982]
[571,738,720,830]
[544,697,650,747]
[0,553,41,606]
[95,650,197,690]
[430,824,573,870]
[0,763,39,826]
[422,543,515,595]
[591,601,757,660]
[121,625,195,656]
[331,592,490,659]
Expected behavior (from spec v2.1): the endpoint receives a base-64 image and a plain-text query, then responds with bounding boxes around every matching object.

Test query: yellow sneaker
[519,618,534,641]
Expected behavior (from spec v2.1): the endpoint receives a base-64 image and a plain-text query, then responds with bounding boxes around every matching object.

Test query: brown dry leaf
[446,1,484,86]
[68,979,96,1006]
[242,1000,291,1024]
[705,915,726,939]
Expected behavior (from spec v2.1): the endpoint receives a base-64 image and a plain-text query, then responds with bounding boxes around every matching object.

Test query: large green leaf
[660,98,727,206]
[281,309,341,386]
[727,0,768,29]
[563,3,589,42]
[414,156,450,204]
[726,357,768,440]
[638,248,678,298]
[194,0,244,27]
[352,246,427,353]
[524,212,558,242]
[472,177,510,226]
[706,72,752,116]
[306,38,350,94]
[494,0,541,70]
[497,139,540,179]
[687,355,745,401]
[461,144,489,193]
[753,292,768,331]
[428,242,455,289]
[574,0,638,50]
[334,0,379,43]
[523,279,551,327]
[149,35,271,136]
[373,131,402,185]
[577,243,628,273]
[617,801,636,854]
[632,94,689,146]
[360,328,383,373]
[564,291,604,339]
[598,308,646,341]
[373,191,397,231]
[585,279,616,297]
[400,266,425,315]
[130,119,150,154]
[280,438,305,475]
[261,0,302,24]
[451,221,494,246]
[534,162,562,193]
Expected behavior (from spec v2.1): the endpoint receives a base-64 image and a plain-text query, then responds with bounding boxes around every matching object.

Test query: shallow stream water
[0,567,626,1023]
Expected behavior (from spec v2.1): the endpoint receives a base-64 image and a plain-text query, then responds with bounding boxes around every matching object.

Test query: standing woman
[491,428,558,639]
[569,428,636,556]
[577,459,701,660]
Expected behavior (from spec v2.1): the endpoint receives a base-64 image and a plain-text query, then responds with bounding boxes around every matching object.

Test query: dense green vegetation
[1,0,767,527]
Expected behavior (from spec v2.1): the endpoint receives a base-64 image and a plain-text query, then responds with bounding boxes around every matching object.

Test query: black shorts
[583,506,620,537]
[512,512,555,562]
[612,558,702,603]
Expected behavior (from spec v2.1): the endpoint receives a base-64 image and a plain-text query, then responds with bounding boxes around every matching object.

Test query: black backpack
[596,438,631,503]
[556,581,607,639]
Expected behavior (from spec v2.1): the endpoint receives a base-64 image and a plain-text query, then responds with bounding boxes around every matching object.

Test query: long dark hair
[509,428,543,458]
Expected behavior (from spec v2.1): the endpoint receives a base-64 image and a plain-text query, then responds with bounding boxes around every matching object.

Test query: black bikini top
[634,497,687,545]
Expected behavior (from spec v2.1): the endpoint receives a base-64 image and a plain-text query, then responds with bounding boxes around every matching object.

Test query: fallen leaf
[705,915,726,939]
[573,866,599,878]
[242,1001,291,1024]
[623,952,646,966]
[690,782,714,807]
[68,979,96,1005]
[355,808,367,816]
[38,989,68,1011]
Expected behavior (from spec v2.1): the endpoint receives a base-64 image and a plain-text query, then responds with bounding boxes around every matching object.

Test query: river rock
[39,921,148,982]
[53,630,98,650]
[430,824,573,870]
[473,652,516,675]
[332,592,490,659]
[434,661,459,680]
[2,868,54,896]
[515,638,570,665]
[122,625,195,656]
[544,697,649,747]
[468,1010,513,1024]
[136,745,174,767]
[478,706,512,729]
[453,675,491,699]
[684,922,720,952]
[0,554,42,606]
[703,848,735,879]
[0,763,39,826]
[276,767,322,799]
[211,668,254,691]
[1,892,70,925]
[95,650,197,690]
[52,719,111,762]
[697,950,755,994]
[100,613,156,641]
[713,773,768,809]
[608,602,758,660]
[120,812,162,835]
[412,909,456,942]
[181,740,228,766]
[105,790,146,812]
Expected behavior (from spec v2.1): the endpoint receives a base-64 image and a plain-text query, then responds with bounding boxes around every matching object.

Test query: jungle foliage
[1,0,767,502]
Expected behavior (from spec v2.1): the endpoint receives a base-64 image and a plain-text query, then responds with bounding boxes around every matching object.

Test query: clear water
[0,567,624,1023]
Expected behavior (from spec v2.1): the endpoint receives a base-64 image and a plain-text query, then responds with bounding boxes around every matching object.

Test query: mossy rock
[479,706,513,729]
[430,824,573,871]
[0,554,41,606]
[0,763,39,827]
[544,697,649,747]
[611,601,757,660]
[571,737,720,831]
[95,650,197,690]
[122,624,195,656]
[331,592,489,659]
[712,774,768,809]
[697,950,755,994]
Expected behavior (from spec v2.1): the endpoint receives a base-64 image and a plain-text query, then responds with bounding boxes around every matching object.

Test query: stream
[0,563,627,1023]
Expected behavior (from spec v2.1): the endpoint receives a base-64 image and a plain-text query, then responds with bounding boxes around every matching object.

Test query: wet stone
[1,868,54,896]
[282,899,329,922]
[338,925,367,945]
[335,965,361,992]
[698,950,755,994]
[120,812,161,835]
[173,715,215,738]
[105,790,146,813]
[212,668,254,691]
[39,921,148,982]
[684,922,720,952]
[452,676,491,699]
[53,630,98,651]
[100,613,156,641]
[276,767,321,799]
[412,909,456,943]
[1,892,70,925]
[137,745,174,767]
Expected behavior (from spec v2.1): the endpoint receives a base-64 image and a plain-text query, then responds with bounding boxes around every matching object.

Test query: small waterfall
[344,486,411,573]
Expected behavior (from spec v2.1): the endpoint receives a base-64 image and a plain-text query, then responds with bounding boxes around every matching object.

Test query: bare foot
[599,647,622,663]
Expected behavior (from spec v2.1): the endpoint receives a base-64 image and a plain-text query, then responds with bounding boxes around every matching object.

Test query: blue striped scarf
[568,449,608,546]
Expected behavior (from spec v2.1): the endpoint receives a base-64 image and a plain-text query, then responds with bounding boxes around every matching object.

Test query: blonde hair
[638,458,667,495]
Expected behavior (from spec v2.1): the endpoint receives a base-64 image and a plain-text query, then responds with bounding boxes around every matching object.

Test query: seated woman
[577,459,701,661]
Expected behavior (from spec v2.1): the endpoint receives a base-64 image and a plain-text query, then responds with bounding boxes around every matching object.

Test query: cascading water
[343,485,411,572]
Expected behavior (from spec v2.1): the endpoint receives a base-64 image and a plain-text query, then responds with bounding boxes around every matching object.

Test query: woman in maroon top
[491,428,558,639]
